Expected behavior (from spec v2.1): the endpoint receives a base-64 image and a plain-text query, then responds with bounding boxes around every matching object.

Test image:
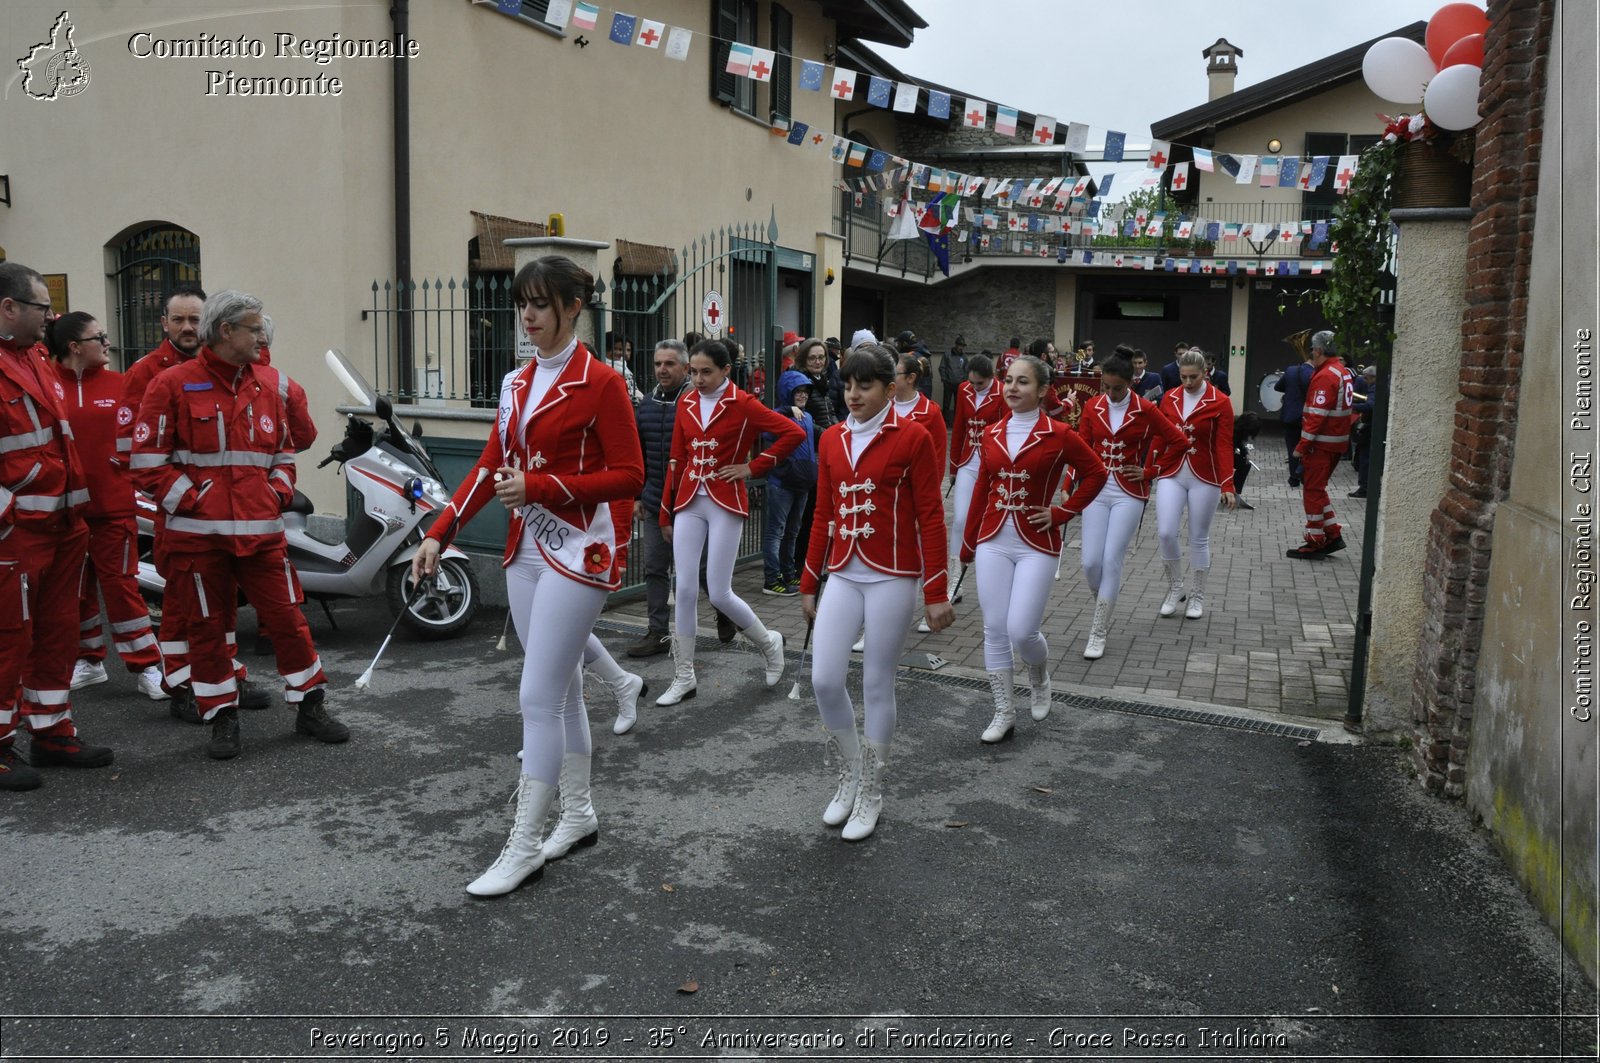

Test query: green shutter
[710,0,738,104]
[770,3,793,124]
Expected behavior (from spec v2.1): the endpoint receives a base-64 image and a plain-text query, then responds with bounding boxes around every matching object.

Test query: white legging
[1155,463,1222,569]
[672,493,759,638]
[811,574,917,745]
[506,541,606,785]
[1079,479,1146,602]
[949,459,980,572]
[975,521,1057,673]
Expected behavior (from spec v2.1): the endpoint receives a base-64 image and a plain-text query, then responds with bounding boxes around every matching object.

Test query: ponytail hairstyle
[511,255,594,318]
[838,341,896,387]
[688,337,732,368]
[1100,351,1135,382]
[44,311,98,361]
[965,352,995,380]
[1009,354,1054,392]
[895,352,924,386]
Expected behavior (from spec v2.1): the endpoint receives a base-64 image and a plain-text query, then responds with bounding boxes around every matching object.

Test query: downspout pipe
[391,0,413,394]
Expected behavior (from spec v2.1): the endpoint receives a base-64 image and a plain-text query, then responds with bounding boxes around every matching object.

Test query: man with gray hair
[1287,330,1356,559]
[132,290,349,758]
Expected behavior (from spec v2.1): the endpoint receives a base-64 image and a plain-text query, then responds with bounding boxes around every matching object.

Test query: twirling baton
[787,619,814,701]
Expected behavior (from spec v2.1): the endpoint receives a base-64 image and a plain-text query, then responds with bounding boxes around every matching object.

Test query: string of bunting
[494,0,1352,274]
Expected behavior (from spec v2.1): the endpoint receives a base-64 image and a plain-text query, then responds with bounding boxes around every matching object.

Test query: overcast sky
[882,0,1446,147]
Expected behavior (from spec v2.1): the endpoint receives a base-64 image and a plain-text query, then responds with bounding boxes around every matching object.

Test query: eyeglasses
[229,322,268,337]
[12,298,52,312]
[77,332,110,345]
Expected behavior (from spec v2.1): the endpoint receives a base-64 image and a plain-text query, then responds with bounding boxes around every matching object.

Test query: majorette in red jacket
[52,361,134,519]
[895,392,948,476]
[1299,357,1355,456]
[1075,392,1189,501]
[948,378,1005,473]
[660,381,803,526]
[130,347,299,557]
[800,408,949,605]
[426,343,644,591]
[1155,382,1236,492]
[1,338,89,530]
[960,412,1108,560]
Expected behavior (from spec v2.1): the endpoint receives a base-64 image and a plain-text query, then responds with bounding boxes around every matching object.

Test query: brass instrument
[1285,328,1313,360]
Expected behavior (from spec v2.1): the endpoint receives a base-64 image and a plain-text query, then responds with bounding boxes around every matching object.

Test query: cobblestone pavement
[611,446,1369,721]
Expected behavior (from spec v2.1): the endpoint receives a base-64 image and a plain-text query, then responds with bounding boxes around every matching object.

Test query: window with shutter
[770,3,792,126]
[710,0,739,105]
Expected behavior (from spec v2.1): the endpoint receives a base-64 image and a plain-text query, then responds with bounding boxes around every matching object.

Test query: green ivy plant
[1315,136,1401,362]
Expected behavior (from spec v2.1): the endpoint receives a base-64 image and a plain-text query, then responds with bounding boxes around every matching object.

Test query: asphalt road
[1,604,1592,1061]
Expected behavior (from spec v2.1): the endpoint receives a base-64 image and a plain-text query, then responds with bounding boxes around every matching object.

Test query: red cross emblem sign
[701,290,726,338]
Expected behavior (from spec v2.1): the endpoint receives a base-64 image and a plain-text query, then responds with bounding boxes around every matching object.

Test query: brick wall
[887,267,1058,358]
[1410,0,1555,794]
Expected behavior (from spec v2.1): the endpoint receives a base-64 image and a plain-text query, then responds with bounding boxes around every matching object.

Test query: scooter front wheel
[387,556,480,640]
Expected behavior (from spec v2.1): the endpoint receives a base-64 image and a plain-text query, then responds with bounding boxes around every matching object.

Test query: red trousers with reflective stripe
[77,516,161,670]
[1299,449,1342,542]
[1,519,89,742]
[154,534,245,692]
[162,545,325,720]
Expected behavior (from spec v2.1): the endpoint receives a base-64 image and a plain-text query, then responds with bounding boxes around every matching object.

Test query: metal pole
[766,207,780,407]
[391,0,414,399]
[1344,373,1388,732]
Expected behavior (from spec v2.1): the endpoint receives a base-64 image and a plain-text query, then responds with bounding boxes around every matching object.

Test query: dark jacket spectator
[636,376,690,516]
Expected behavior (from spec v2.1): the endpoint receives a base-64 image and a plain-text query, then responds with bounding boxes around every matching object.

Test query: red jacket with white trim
[661,382,803,526]
[255,347,318,450]
[800,408,949,605]
[1299,357,1356,456]
[131,348,299,556]
[1155,383,1236,492]
[115,340,193,470]
[897,392,948,476]
[1075,392,1189,501]
[52,361,135,519]
[425,344,644,590]
[1,339,89,531]
[949,379,1005,472]
[960,412,1107,560]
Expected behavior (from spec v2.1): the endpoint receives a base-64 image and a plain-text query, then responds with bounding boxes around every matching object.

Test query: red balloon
[1427,3,1490,67]
[1439,32,1485,68]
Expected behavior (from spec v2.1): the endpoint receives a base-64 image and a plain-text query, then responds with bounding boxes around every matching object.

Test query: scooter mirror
[325,349,379,409]
[376,395,394,422]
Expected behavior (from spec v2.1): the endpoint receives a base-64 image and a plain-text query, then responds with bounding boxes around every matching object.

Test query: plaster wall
[1365,214,1471,734]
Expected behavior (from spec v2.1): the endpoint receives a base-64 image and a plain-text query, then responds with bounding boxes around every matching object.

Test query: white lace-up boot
[1026,658,1052,721]
[981,671,1016,743]
[743,622,785,686]
[585,654,646,735]
[822,727,861,827]
[655,635,697,706]
[1158,559,1185,617]
[466,775,556,897]
[541,754,599,860]
[841,739,888,841]
[1185,568,1209,619]
[1084,598,1113,660]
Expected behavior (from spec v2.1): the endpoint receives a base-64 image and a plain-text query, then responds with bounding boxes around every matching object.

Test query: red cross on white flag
[1031,115,1057,145]
[963,100,989,130]
[635,19,664,47]
[829,67,857,100]
[1147,140,1169,169]
[1170,162,1189,191]
[1334,154,1358,194]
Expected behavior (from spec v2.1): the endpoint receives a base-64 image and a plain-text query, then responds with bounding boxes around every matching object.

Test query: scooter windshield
[325,349,378,409]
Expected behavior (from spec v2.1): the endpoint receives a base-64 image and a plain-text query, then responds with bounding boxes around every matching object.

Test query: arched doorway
[108,223,200,369]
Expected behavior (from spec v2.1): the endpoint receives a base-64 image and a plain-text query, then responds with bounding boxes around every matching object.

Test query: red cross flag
[747,47,776,82]
[1170,162,1190,192]
[829,68,857,100]
[1334,154,1358,194]
[963,100,989,130]
[1147,140,1169,169]
[1030,115,1057,145]
[701,290,726,337]
[635,19,664,47]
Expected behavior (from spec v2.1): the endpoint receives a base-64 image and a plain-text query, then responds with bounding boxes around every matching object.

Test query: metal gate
[594,214,783,598]
[109,224,201,370]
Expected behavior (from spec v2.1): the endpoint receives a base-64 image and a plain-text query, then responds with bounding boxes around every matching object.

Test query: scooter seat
[285,490,316,516]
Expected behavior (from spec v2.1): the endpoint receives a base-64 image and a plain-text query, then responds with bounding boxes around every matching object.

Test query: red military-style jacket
[52,361,135,519]
[894,391,948,477]
[1156,382,1236,492]
[960,412,1107,561]
[426,343,644,590]
[948,379,1005,473]
[1299,356,1356,457]
[1075,392,1189,501]
[1,338,89,531]
[131,347,299,556]
[800,407,949,605]
[660,381,803,526]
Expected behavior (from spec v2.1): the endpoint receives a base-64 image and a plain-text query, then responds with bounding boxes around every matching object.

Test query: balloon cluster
[1361,3,1488,131]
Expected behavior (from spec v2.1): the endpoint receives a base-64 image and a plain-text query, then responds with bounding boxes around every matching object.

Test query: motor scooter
[136,349,480,639]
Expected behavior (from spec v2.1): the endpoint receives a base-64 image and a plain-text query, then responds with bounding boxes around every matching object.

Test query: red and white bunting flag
[1040,177,1063,196]
[1333,154,1359,194]
[1007,212,1022,231]
[1148,139,1170,169]
[1030,115,1057,146]
[962,100,989,130]
[1169,162,1190,192]
[746,47,776,82]
[1139,171,1163,190]
[1297,163,1315,191]
[634,19,665,47]
[829,68,857,100]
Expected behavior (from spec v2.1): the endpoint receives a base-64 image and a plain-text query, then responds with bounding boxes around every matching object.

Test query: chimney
[1203,37,1242,100]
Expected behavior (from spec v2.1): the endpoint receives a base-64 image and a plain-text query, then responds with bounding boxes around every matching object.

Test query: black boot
[294,690,350,744]
[0,742,43,791]
[626,629,671,658]
[30,732,115,769]
[169,685,203,725]
[237,677,272,711]
[715,609,736,644]
[207,708,241,760]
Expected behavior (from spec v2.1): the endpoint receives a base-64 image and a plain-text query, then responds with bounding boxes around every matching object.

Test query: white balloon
[1362,37,1436,104]
[1423,62,1482,130]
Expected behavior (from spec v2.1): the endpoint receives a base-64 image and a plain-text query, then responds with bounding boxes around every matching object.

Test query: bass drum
[1258,371,1285,413]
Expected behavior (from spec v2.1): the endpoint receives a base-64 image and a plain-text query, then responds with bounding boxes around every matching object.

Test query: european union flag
[496,0,520,12]
[1123,219,1137,237]
[1082,251,1094,264]
[1164,257,1178,272]
[1098,174,1115,199]
[1009,179,1026,201]
[1308,155,1330,189]
[1206,222,1221,242]
[1057,244,1069,263]
[867,77,892,107]
[1226,260,1239,275]
[608,12,636,44]
[1277,156,1300,187]
[928,90,951,120]
[1217,153,1240,177]
[1310,220,1329,249]
[1086,198,1102,218]
[866,150,888,172]
[923,229,951,276]
[1103,131,1125,162]
[799,60,825,91]
[786,122,808,146]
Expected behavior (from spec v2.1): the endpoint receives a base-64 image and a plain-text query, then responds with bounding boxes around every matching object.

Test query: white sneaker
[916,618,932,633]
[135,665,170,701]
[851,636,865,653]
[70,659,108,691]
